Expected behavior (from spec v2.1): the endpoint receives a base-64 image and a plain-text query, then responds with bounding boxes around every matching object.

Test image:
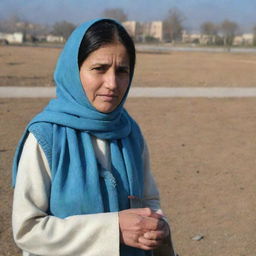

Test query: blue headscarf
[13,19,143,210]
[12,19,149,255]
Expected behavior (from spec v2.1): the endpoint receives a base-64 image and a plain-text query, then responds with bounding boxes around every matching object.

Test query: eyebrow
[91,63,109,67]
[91,63,129,68]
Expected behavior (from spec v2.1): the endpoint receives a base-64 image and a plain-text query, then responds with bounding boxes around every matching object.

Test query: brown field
[1,45,256,87]
[0,46,256,256]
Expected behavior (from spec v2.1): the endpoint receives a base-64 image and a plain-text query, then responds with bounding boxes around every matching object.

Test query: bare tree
[0,19,5,32]
[30,24,50,37]
[200,22,218,36]
[0,15,22,33]
[164,8,185,43]
[52,21,76,40]
[0,15,35,41]
[200,21,219,45]
[253,26,256,46]
[102,8,127,22]
[220,20,239,49]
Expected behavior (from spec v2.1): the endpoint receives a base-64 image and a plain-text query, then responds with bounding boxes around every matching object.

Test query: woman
[12,18,175,256]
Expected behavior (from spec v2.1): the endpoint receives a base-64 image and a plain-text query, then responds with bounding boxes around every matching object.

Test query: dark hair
[78,20,136,76]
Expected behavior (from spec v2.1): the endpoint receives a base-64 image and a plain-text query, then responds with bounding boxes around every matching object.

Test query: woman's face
[80,42,130,113]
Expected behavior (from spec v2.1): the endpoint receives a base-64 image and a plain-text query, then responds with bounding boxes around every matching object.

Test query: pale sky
[1,0,256,31]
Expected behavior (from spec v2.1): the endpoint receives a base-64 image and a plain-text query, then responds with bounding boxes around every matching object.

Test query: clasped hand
[119,208,170,250]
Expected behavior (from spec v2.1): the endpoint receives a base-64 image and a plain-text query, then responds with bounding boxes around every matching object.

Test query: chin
[96,105,117,114]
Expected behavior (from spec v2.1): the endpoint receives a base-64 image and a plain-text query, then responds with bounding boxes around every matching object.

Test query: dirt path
[2,86,256,98]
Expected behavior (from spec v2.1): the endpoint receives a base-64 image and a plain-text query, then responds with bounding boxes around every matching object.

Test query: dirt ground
[1,98,256,256]
[0,46,256,256]
[1,45,256,87]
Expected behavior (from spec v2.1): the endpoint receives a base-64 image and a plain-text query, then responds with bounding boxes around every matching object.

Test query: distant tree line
[200,20,240,47]
[1,8,256,46]
[0,15,75,41]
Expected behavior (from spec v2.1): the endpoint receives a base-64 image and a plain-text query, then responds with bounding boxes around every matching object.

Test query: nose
[104,70,118,90]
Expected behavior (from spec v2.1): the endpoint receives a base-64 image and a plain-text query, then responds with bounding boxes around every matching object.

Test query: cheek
[80,74,100,100]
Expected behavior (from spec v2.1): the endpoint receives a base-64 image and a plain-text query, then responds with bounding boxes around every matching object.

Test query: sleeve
[12,133,120,256]
[141,140,162,212]
[141,139,177,256]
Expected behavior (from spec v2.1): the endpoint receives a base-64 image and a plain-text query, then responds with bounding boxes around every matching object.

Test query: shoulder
[125,112,145,153]
[28,122,54,168]
[28,122,53,145]
[28,122,53,136]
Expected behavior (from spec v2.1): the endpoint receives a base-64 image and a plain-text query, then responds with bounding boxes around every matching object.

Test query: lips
[97,94,118,102]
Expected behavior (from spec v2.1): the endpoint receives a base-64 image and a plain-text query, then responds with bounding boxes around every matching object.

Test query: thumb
[128,208,163,219]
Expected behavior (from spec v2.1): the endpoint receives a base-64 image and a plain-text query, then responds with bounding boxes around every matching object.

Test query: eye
[91,64,109,72]
[117,67,129,74]
[93,66,106,71]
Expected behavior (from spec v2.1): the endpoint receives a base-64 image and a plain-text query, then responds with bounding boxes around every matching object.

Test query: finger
[144,230,166,240]
[138,236,163,248]
[143,217,166,232]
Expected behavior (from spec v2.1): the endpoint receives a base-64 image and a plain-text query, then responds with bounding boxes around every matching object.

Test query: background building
[0,32,23,44]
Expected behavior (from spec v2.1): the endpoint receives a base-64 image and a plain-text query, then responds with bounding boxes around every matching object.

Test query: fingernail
[144,232,150,239]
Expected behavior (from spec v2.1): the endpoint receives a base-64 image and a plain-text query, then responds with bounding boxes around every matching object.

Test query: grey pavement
[1,86,256,98]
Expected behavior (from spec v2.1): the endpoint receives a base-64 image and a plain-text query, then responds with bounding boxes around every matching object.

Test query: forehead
[85,43,129,64]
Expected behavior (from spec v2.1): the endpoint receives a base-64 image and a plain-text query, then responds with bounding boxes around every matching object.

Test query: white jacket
[12,133,162,256]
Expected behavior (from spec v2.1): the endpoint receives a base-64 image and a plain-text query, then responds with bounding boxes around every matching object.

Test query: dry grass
[1,45,256,87]
[134,51,256,87]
